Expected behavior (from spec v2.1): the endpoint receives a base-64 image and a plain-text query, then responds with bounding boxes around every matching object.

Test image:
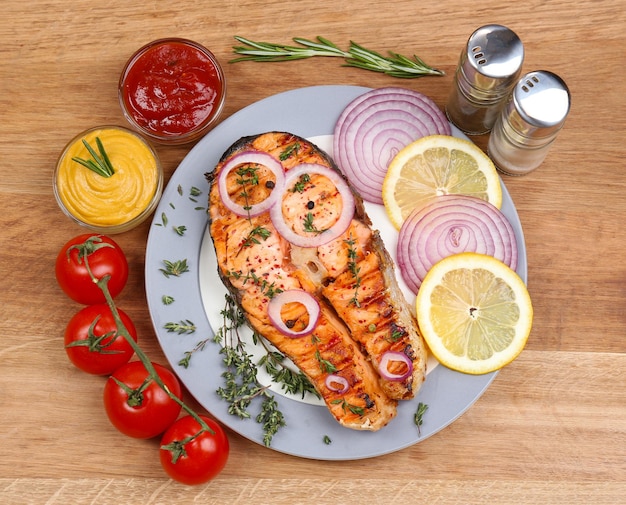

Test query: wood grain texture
[1,0,625,503]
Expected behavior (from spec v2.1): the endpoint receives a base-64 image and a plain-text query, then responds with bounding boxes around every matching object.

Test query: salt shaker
[488,71,571,176]
[446,24,524,135]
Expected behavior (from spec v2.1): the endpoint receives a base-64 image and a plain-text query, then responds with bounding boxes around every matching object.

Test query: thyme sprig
[214,294,286,446]
[303,212,326,235]
[257,345,319,399]
[72,137,115,177]
[227,269,283,299]
[415,402,429,436]
[344,234,362,307]
[237,225,272,255]
[231,36,444,79]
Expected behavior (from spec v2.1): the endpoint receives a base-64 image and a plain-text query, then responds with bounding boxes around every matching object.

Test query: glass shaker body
[488,71,571,175]
[446,24,524,135]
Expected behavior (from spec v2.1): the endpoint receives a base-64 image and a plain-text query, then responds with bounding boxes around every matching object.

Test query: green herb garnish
[231,36,444,79]
[303,212,326,235]
[345,234,362,307]
[71,136,115,177]
[160,259,189,278]
[213,295,286,446]
[164,320,196,335]
[414,402,429,436]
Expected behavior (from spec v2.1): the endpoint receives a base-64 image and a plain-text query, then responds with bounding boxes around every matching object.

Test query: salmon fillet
[207,131,426,431]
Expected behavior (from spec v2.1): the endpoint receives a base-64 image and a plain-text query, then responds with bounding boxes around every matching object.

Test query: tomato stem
[79,236,215,440]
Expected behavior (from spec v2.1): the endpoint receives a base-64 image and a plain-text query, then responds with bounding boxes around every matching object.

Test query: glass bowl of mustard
[118,38,226,145]
[53,126,163,234]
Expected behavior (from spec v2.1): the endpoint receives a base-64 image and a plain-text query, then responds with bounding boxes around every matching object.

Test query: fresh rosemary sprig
[231,36,444,78]
[72,137,115,177]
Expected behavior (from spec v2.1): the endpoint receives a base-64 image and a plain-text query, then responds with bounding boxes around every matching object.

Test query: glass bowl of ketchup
[119,38,226,145]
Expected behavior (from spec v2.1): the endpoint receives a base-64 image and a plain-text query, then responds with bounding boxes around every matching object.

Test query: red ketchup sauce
[119,39,225,144]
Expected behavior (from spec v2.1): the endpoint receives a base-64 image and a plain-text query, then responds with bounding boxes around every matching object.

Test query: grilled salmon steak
[207,131,426,431]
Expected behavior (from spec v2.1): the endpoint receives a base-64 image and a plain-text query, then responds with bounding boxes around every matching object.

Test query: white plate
[145,85,527,460]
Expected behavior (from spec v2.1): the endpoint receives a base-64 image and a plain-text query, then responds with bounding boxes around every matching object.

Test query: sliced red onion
[397,195,518,293]
[325,374,349,394]
[217,150,285,217]
[267,289,320,338]
[333,87,451,204]
[378,351,414,382]
[269,163,355,248]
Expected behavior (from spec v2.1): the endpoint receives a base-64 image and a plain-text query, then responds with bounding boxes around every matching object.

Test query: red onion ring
[333,87,451,204]
[269,163,355,248]
[267,289,320,338]
[325,374,349,394]
[217,150,285,217]
[397,195,518,293]
[378,351,414,382]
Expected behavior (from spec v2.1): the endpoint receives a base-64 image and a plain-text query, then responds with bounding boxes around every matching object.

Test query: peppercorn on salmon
[207,131,426,431]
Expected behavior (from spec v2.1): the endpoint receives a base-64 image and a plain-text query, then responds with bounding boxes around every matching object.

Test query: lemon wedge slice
[382,135,502,229]
[415,252,532,375]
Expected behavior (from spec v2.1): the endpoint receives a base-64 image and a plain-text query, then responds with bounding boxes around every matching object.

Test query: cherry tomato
[160,415,229,485]
[64,304,137,375]
[103,361,182,439]
[55,234,129,305]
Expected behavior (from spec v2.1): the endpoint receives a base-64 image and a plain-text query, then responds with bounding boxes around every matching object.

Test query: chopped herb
[190,186,202,197]
[303,212,326,235]
[177,185,183,196]
[173,225,187,236]
[160,212,168,227]
[312,334,337,374]
[290,173,311,193]
[238,225,271,254]
[344,234,362,307]
[331,398,365,417]
[414,402,429,436]
[164,320,196,334]
[227,269,282,298]
[236,165,260,213]
[368,323,376,332]
[162,295,175,305]
[160,259,189,278]
[323,435,332,445]
[279,142,301,161]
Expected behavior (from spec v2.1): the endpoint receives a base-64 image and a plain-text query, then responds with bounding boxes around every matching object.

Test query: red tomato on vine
[160,415,229,485]
[64,304,137,375]
[55,234,129,304]
[103,361,182,439]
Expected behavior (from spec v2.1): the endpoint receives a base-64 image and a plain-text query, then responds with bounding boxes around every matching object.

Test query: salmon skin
[207,131,426,431]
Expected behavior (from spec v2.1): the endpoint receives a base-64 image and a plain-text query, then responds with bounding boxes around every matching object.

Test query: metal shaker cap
[458,24,524,101]
[506,71,571,141]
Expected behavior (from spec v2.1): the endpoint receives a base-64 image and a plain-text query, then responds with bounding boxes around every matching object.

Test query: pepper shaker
[446,24,524,135]
[488,71,571,176]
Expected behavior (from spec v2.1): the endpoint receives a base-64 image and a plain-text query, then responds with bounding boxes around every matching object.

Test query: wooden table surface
[2,0,624,503]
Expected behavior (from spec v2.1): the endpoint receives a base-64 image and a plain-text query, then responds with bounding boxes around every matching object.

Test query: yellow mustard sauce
[55,127,160,228]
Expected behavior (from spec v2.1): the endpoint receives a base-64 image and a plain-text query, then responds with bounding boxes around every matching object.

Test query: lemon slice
[415,252,532,375]
[382,135,502,229]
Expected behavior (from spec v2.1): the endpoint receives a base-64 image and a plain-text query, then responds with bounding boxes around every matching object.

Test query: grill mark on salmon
[207,131,426,431]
